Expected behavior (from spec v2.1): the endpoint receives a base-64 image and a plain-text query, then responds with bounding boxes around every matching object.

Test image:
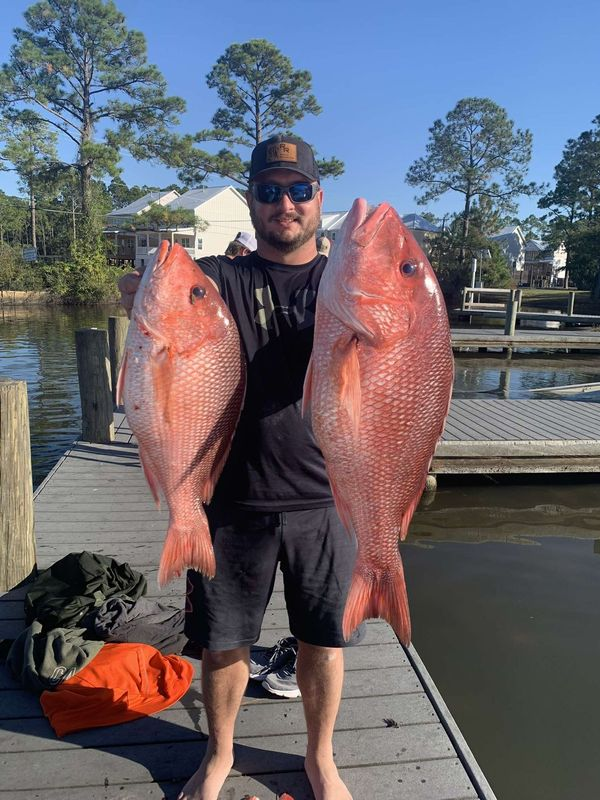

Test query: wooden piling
[504,290,519,336]
[567,291,576,316]
[108,315,129,406]
[0,378,36,590]
[75,328,114,443]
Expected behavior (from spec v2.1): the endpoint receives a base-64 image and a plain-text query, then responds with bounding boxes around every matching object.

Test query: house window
[149,235,159,247]
[180,237,191,248]
[197,238,203,250]
[137,235,147,248]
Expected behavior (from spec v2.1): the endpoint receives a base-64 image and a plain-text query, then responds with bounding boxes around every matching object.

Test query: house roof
[168,186,246,210]
[320,211,349,232]
[402,213,441,233]
[525,239,547,251]
[107,191,178,217]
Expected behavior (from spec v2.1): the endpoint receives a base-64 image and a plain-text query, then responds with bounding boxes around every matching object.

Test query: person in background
[119,134,355,800]
[316,235,331,256]
[224,230,257,258]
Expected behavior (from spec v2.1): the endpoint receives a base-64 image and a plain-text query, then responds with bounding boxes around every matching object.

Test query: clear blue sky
[1,0,599,221]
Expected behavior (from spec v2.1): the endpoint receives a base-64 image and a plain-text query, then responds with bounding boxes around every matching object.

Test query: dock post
[75,328,115,443]
[567,291,575,316]
[0,378,36,590]
[504,290,518,336]
[108,315,129,406]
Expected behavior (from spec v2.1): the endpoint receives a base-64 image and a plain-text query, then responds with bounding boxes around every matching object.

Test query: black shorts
[184,505,357,651]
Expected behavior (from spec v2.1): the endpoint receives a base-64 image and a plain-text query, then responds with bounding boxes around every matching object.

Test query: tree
[0,0,185,225]
[0,110,59,248]
[406,98,538,260]
[174,39,343,187]
[135,204,198,230]
[539,116,600,288]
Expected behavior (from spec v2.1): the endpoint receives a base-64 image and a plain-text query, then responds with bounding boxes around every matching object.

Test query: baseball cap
[234,231,257,251]
[249,134,320,183]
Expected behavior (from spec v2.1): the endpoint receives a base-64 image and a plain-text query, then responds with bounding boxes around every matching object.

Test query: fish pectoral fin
[337,338,361,435]
[139,446,161,508]
[116,350,127,407]
[301,356,314,417]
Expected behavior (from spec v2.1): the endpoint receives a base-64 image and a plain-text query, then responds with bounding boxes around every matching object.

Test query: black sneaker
[249,636,297,681]
[262,648,300,698]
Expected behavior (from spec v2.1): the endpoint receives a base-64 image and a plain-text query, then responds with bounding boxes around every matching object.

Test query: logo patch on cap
[266,142,297,164]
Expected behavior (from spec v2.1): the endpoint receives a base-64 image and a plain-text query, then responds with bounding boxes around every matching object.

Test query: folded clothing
[87,596,187,654]
[7,620,104,694]
[25,551,147,631]
[40,641,193,737]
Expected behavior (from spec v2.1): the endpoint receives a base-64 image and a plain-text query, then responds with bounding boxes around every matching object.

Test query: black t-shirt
[198,251,333,511]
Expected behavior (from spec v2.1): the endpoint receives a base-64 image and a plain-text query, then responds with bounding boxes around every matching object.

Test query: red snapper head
[134,242,232,354]
[319,198,446,346]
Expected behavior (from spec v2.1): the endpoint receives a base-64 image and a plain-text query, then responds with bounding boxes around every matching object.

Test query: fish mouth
[352,201,393,247]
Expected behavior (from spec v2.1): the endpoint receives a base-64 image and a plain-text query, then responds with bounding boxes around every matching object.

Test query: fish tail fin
[158,511,216,587]
[343,560,411,646]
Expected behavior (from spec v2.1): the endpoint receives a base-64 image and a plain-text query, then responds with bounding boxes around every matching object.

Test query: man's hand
[118,267,145,318]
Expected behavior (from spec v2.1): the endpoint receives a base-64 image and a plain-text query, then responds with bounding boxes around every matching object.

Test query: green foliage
[174,39,343,187]
[40,237,120,303]
[406,98,538,258]
[0,243,44,290]
[0,0,185,220]
[539,115,600,288]
[135,204,199,230]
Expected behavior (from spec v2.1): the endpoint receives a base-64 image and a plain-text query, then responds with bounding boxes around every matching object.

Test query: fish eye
[400,261,417,277]
[190,285,206,303]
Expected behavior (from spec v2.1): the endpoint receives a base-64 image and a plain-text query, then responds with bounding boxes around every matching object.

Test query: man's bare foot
[304,754,352,800]
[177,748,234,800]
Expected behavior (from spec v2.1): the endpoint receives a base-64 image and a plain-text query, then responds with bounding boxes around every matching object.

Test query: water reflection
[405,476,600,800]
[454,354,600,401]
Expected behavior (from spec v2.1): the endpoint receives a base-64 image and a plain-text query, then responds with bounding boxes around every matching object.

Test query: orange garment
[40,641,193,737]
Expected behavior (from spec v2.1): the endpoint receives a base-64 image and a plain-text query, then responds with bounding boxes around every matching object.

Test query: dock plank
[0,416,499,799]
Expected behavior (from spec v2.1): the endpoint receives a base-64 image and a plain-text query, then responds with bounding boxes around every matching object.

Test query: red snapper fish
[303,199,453,645]
[117,241,246,586]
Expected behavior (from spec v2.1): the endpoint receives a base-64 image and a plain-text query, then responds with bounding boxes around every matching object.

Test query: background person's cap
[234,231,257,251]
[249,135,320,183]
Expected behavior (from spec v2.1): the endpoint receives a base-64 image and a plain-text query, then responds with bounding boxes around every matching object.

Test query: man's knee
[203,645,249,669]
[297,639,343,664]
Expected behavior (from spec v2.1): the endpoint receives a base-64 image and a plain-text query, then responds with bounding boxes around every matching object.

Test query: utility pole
[30,191,37,250]
[72,196,77,242]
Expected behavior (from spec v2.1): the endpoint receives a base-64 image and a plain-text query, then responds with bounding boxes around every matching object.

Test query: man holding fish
[120,135,356,800]
[118,134,453,800]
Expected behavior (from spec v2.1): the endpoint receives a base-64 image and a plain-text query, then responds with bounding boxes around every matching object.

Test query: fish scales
[304,198,453,645]
[119,241,246,586]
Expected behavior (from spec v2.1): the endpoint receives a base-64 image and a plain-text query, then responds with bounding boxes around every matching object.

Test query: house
[402,213,441,249]
[318,211,349,244]
[490,225,527,278]
[105,186,254,268]
[319,211,441,253]
[105,190,180,264]
[522,240,567,287]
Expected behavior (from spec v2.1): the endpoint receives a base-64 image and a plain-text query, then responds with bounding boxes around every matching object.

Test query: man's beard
[250,207,320,255]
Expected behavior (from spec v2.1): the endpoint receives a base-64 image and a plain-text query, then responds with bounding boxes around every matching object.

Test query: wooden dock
[434,398,600,474]
[451,327,600,352]
[0,413,497,800]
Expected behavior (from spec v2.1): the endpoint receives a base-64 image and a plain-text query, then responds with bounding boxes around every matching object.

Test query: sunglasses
[250,181,319,204]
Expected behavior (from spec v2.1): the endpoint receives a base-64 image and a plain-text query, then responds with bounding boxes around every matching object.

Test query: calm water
[2,305,600,800]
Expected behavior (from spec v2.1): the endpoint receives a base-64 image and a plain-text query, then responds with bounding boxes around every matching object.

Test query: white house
[523,240,568,287]
[490,225,527,277]
[105,186,254,268]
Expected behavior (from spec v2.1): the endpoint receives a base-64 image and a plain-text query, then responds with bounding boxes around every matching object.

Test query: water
[0,304,121,487]
[1,306,600,799]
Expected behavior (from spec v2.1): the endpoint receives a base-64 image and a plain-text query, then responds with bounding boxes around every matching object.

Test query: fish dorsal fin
[338,338,361,437]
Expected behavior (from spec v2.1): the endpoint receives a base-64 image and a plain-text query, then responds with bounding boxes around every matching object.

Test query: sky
[0,0,599,222]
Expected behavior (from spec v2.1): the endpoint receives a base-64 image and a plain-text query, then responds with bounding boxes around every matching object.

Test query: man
[224,230,257,258]
[119,134,354,800]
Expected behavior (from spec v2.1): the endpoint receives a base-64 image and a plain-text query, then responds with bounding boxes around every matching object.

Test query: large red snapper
[117,241,246,586]
[304,199,453,645]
